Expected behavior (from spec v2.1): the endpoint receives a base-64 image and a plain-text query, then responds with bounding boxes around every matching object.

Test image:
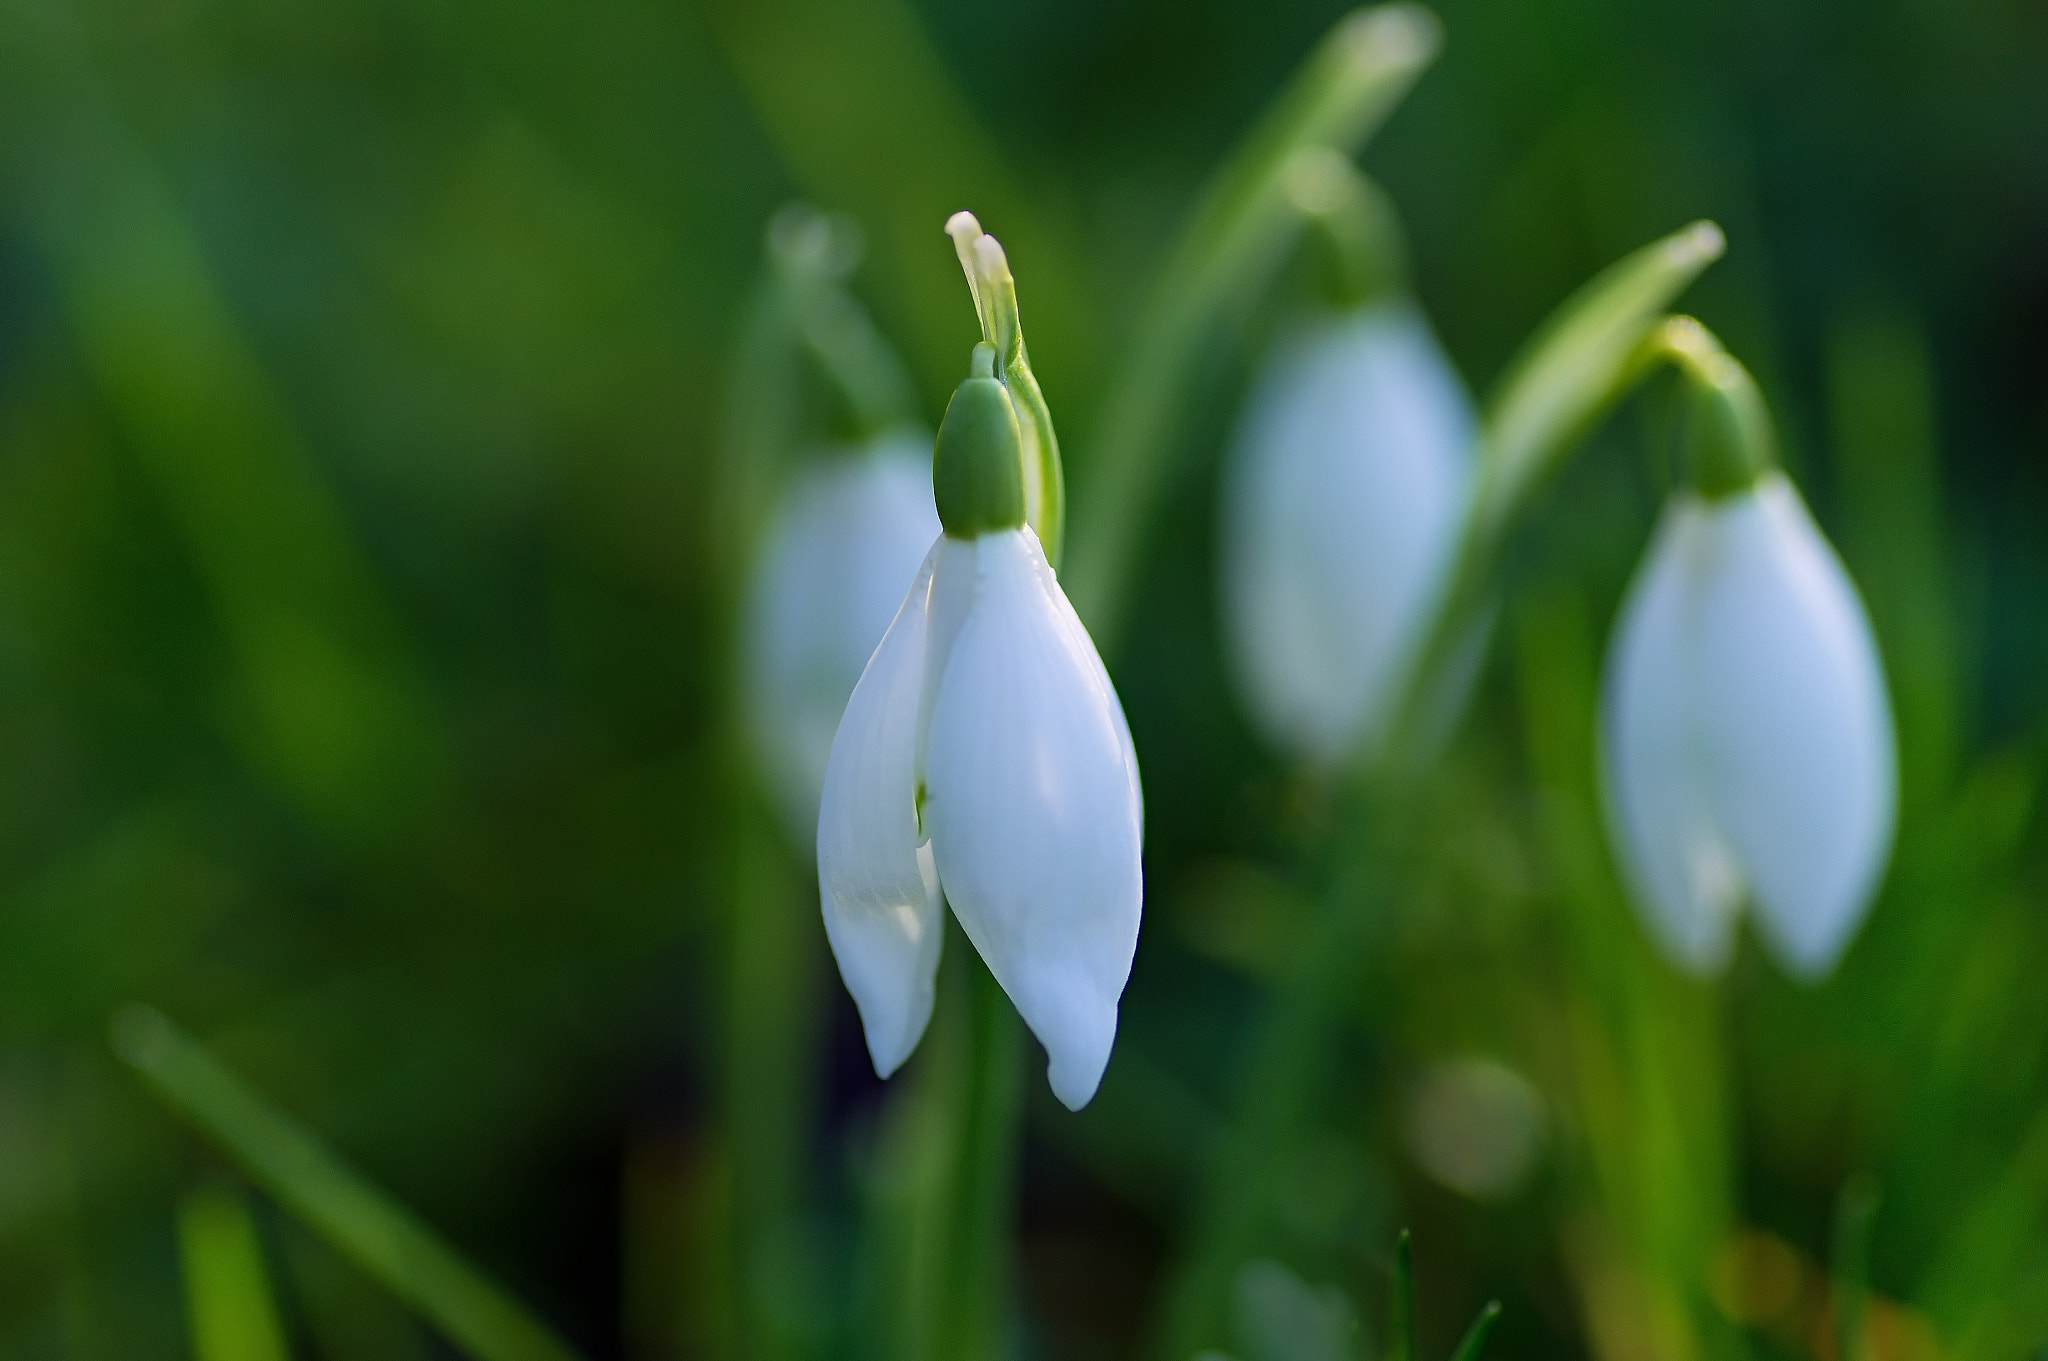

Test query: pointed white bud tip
[744,437,941,840]
[818,526,1142,1107]
[1221,301,1477,765]
[1600,473,1898,980]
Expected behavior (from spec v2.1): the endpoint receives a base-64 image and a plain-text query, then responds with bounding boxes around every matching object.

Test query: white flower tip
[863,1009,922,1080]
[822,884,938,1079]
[1755,878,1881,983]
[944,209,983,244]
[1040,1000,1117,1111]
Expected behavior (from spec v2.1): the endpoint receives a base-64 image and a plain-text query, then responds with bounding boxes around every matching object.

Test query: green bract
[934,342,1028,539]
[1654,316,1777,498]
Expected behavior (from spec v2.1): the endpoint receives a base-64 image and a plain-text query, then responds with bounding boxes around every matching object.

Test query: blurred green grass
[0,0,2044,1357]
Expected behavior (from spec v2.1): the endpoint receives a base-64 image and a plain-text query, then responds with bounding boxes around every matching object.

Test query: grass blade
[113,1006,583,1361]
[1448,1300,1501,1361]
[1388,1230,1417,1361]
[179,1184,291,1361]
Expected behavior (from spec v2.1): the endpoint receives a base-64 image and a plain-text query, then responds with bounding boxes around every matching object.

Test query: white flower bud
[1221,300,1476,766]
[817,525,1143,1110]
[1600,472,1898,978]
[742,435,940,838]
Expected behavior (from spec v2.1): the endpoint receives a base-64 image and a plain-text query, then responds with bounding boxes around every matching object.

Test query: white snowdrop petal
[924,528,1144,1110]
[1222,303,1475,764]
[817,539,947,1077]
[1692,476,1897,977]
[744,438,941,835]
[1600,498,1744,974]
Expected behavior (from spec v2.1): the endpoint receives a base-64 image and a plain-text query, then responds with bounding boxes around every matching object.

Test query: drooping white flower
[1600,472,1897,978]
[1221,300,1476,766]
[817,344,1143,1110]
[742,434,940,837]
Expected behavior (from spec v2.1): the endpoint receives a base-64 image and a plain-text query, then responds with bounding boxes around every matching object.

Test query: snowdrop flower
[1600,331,1896,978]
[742,434,941,837]
[1221,299,1476,766]
[817,342,1142,1110]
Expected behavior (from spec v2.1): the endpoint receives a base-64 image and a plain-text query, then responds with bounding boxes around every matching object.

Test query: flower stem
[1286,147,1409,308]
[938,958,1028,1361]
[1062,3,1443,647]
[1375,221,1726,781]
[725,795,827,1361]
[876,934,1026,1361]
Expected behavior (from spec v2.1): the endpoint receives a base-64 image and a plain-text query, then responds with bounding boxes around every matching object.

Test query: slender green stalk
[938,960,1028,1361]
[111,1006,583,1361]
[773,206,922,441]
[1288,148,1409,308]
[1063,3,1443,645]
[1387,1230,1417,1361]
[1376,221,1726,779]
[179,1185,291,1361]
[1832,1176,1880,1361]
[862,935,1025,1361]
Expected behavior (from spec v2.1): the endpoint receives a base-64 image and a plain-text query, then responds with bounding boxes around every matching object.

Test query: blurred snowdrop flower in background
[1601,325,1897,978]
[818,340,1142,1111]
[742,433,940,838]
[1221,300,1476,766]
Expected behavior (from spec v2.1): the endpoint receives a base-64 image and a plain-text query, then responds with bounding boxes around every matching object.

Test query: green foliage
[0,0,2043,1357]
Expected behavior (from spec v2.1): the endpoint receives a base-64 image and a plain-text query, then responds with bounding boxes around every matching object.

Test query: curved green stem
[771,204,923,443]
[1287,148,1408,308]
[1635,316,1776,497]
[1062,3,1443,645]
[1372,222,1726,781]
